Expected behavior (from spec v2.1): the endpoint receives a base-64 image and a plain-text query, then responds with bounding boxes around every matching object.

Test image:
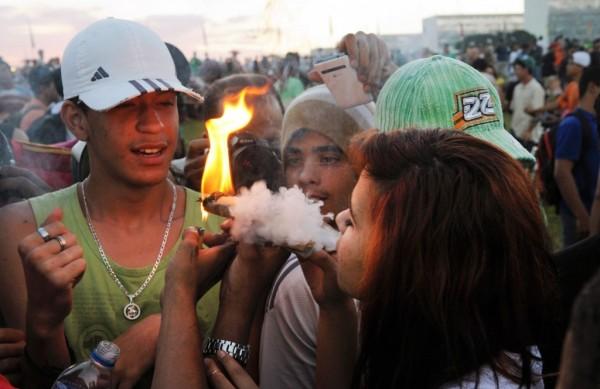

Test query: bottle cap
[91,340,120,368]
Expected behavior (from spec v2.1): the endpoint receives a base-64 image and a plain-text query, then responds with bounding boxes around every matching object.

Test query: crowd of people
[0,16,599,389]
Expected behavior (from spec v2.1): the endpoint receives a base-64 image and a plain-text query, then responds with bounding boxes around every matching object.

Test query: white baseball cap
[572,51,591,68]
[61,18,203,111]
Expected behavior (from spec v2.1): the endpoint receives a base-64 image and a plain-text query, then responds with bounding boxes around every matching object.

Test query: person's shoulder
[266,254,317,313]
[183,185,200,196]
[0,199,34,226]
[19,107,46,131]
[0,199,35,246]
[28,185,77,208]
[565,81,579,93]
[531,78,544,91]
[182,185,203,204]
[558,114,583,133]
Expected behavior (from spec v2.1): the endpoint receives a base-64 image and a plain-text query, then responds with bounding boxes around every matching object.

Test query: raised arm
[299,251,358,389]
[555,159,591,236]
[16,208,86,388]
[309,31,398,100]
[153,227,236,388]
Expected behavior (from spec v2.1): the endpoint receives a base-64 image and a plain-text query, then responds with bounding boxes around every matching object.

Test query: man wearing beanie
[376,55,536,169]
[259,84,374,389]
[0,18,223,388]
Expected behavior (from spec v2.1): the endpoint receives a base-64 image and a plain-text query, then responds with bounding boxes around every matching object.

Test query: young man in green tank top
[0,18,229,388]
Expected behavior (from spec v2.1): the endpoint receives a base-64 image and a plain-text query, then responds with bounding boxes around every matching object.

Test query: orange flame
[200,84,270,217]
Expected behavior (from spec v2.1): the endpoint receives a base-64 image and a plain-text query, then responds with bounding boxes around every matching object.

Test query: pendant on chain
[123,295,141,320]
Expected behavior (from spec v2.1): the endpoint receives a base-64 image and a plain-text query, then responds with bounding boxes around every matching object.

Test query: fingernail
[216,350,226,359]
[196,227,205,235]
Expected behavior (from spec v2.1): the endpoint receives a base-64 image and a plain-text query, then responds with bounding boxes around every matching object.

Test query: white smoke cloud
[229,181,339,254]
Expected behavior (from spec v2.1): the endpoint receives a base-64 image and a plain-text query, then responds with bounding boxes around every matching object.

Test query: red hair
[350,129,557,388]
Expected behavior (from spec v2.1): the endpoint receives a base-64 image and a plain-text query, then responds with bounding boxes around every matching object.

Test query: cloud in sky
[0,0,524,67]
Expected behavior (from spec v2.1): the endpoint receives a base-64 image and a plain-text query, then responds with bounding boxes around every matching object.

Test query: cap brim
[466,126,536,168]
[78,78,203,111]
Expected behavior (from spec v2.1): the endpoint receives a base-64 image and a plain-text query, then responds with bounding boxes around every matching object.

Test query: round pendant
[123,302,141,320]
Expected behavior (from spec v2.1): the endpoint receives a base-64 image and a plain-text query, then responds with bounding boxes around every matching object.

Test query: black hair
[579,66,600,96]
[28,65,54,95]
[52,67,63,98]
[68,97,90,112]
[514,58,533,75]
[471,58,489,72]
[203,74,284,121]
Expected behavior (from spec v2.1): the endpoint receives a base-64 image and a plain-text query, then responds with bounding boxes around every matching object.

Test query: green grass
[543,205,563,252]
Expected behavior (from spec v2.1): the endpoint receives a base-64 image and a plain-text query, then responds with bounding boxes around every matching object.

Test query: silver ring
[53,235,67,252]
[37,227,52,242]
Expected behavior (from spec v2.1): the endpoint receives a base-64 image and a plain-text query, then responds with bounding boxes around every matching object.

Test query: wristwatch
[203,337,250,366]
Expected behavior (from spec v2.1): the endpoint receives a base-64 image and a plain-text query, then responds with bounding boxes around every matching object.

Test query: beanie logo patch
[452,88,498,131]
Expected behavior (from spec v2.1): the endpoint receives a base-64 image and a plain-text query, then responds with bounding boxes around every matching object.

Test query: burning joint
[201,182,339,258]
[201,192,236,218]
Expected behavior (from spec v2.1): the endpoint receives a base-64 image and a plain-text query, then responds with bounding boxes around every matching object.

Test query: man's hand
[184,138,209,190]
[18,208,86,334]
[220,242,289,306]
[211,241,288,345]
[204,351,258,389]
[0,328,25,387]
[299,251,349,309]
[576,213,591,237]
[164,227,236,304]
[309,31,398,99]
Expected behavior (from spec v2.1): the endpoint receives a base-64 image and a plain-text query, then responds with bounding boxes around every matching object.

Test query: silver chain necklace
[81,180,177,320]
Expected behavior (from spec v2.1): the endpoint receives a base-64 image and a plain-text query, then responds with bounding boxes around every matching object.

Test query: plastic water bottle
[51,340,120,389]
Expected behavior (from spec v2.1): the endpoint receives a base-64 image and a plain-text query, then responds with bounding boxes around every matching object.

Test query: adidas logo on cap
[91,67,110,82]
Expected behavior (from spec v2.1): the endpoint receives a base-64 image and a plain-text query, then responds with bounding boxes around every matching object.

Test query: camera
[229,131,283,192]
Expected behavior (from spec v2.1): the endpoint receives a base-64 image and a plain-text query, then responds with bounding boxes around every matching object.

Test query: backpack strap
[566,109,598,195]
[568,109,595,153]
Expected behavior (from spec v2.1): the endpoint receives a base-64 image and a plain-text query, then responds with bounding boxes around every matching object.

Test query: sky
[0,0,524,67]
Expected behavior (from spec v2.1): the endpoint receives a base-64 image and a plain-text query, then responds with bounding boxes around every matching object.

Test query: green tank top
[29,184,222,362]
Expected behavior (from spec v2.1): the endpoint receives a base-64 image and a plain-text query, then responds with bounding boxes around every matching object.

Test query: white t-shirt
[259,254,318,389]
[441,347,544,389]
[510,78,545,141]
[259,256,544,389]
